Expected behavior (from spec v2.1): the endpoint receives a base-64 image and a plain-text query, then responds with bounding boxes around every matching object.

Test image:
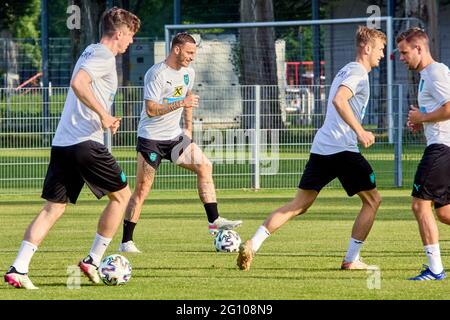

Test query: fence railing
[0,84,425,194]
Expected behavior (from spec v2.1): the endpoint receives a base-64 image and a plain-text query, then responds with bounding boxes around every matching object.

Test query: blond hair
[355,26,387,48]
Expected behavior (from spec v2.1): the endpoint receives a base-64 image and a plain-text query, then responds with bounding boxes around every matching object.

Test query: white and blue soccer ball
[98,254,132,286]
[214,229,241,253]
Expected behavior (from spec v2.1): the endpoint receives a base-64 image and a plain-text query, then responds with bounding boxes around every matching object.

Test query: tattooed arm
[145,93,199,117]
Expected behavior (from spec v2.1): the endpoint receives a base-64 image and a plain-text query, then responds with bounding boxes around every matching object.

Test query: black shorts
[412,143,450,208]
[41,140,128,204]
[137,134,192,169]
[299,151,376,196]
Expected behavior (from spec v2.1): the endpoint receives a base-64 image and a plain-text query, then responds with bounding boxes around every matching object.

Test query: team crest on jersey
[173,86,183,97]
[184,74,189,85]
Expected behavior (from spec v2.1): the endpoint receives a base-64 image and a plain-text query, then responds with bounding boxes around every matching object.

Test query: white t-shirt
[138,61,195,140]
[418,62,450,147]
[52,43,117,146]
[311,62,370,155]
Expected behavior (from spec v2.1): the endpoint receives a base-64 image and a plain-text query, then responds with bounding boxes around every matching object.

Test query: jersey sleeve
[430,80,450,107]
[79,48,113,81]
[188,68,195,91]
[144,69,164,103]
[340,69,365,96]
[428,68,450,107]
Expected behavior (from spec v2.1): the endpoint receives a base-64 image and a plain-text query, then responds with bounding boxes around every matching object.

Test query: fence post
[252,85,261,190]
[394,85,403,187]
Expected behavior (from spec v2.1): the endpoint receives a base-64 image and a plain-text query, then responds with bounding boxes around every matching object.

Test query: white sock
[12,240,38,274]
[88,233,112,266]
[250,225,271,252]
[424,243,444,274]
[344,237,364,263]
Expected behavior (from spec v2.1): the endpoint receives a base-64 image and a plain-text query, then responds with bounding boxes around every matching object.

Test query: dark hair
[396,27,428,44]
[101,7,141,36]
[171,32,196,49]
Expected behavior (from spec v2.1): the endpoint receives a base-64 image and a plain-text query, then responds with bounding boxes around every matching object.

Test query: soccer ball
[214,229,241,252]
[98,254,132,286]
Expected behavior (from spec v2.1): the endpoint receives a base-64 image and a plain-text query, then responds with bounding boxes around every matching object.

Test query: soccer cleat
[208,216,243,236]
[341,258,369,270]
[4,267,38,290]
[408,265,446,281]
[236,240,255,271]
[78,255,100,284]
[119,240,141,253]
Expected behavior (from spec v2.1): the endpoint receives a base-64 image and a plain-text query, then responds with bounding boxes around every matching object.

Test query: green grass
[1,188,450,300]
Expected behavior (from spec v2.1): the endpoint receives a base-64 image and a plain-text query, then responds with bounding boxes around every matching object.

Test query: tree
[239,0,282,129]
[0,0,40,86]
[69,0,107,72]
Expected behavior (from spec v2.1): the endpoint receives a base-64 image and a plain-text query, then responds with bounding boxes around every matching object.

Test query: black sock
[204,203,219,223]
[122,220,137,243]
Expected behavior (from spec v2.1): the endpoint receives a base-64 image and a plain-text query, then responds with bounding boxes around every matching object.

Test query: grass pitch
[1,188,450,300]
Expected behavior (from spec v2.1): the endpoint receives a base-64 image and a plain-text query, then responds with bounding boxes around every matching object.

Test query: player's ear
[364,43,372,55]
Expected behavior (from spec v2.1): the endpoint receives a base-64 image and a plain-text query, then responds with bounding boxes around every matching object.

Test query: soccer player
[4,7,140,289]
[398,28,450,281]
[118,32,242,253]
[237,26,385,271]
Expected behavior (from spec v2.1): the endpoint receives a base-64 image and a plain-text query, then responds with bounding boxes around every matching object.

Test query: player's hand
[100,113,120,130]
[407,120,422,133]
[357,130,375,148]
[110,118,122,135]
[408,105,425,124]
[183,128,192,139]
[183,94,199,108]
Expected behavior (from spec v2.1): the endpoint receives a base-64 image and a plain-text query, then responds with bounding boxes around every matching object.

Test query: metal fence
[0,84,425,194]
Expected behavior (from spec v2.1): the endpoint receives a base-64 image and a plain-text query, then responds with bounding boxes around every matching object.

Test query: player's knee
[110,186,131,204]
[364,192,381,211]
[198,159,213,176]
[44,202,66,219]
[411,201,421,215]
[372,193,382,209]
[436,211,450,225]
[290,199,311,216]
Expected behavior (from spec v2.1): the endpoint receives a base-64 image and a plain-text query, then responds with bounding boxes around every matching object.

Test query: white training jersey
[52,43,117,146]
[311,62,370,155]
[138,61,195,140]
[418,62,450,147]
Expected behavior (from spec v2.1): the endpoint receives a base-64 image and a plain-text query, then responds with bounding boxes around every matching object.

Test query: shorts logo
[120,171,127,183]
[414,183,421,192]
[174,86,183,97]
[369,172,376,184]
[184,74,189,85]
[149,152,158,162]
